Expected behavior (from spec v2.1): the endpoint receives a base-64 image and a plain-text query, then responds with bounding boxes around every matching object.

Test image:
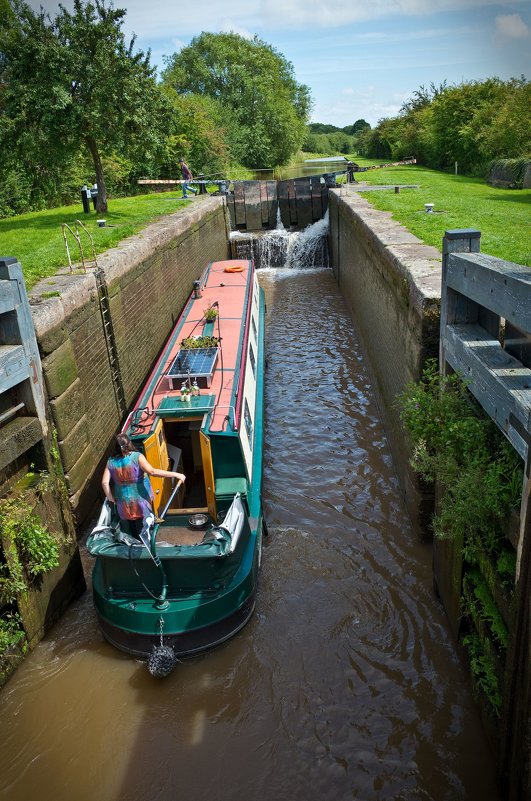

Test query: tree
[162,32,312,168]
[466,77,531,162]
[0,0,168,212]
[429,78,508,172]
[157,88,229,179]
[343,119,371,136]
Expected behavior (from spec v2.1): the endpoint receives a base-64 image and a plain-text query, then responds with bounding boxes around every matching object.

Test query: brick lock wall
[329,189,442,535]
[31,198,229,523]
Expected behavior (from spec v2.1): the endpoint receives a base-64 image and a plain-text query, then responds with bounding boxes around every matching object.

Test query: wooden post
[440,229,481,370]
[500,450,531,799]
[436,230,482,637]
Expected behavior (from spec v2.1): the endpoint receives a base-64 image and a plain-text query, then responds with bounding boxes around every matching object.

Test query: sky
[30,1,531,128]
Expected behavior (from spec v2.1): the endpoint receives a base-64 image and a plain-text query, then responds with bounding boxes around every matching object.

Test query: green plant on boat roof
[203,305,218,322]
[181,335,219,350]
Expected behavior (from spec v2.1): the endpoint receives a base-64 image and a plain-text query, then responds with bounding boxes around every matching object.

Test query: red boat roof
[126,259,252,436]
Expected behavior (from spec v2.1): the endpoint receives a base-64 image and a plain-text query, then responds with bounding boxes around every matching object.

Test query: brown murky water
[0,269,499,801]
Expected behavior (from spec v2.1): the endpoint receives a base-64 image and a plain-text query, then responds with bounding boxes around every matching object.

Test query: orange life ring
[224,265,245,273]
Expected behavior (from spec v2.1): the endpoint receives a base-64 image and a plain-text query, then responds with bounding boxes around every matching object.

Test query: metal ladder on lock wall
[94,268,127,418]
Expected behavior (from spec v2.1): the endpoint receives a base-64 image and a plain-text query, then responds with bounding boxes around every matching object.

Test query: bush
[397,359,522,552]
[487,158,531,189]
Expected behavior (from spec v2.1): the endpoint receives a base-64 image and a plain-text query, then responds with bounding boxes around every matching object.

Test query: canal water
[0,267,500,801]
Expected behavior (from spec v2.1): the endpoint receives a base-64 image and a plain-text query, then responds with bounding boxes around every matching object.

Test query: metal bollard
[81,186,91,214]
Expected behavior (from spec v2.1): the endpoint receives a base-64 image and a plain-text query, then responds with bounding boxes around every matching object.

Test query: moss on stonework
[43,339,78,398]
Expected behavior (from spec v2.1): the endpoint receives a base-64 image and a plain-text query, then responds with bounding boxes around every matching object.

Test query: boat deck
[156,525,207,547]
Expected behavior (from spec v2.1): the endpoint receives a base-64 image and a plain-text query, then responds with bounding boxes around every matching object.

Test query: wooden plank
[268,181,279,227]
[311,176,324,221]
[444,322,531,460]
[226,194,236,230]
[447,252,531,333]
[0,281,15,315]
[232,181,247,228]
[0,344,29,394]
[243,181,263,231]
[287,180,297,226]
[505,321,531,370]
[259,181,275,228]
[277,181,289,229]
[440,230,482,373]
[295,178,312,229]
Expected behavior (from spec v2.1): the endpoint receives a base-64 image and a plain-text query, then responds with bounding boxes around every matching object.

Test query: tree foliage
[0,0,168,211]
[357,77,531,176]
[157,88,229,178]
[302,120,371,155]
[162,32,312,168]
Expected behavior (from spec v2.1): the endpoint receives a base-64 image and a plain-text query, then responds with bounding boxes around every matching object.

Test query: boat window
[249,344,256,376]
[244,399,253,447]
[251,316,257,341]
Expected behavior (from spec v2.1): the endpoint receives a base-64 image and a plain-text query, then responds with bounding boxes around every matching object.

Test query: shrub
[397,359,522,552]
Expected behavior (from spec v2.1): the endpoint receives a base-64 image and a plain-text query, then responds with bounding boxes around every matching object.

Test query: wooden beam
[447,252,531,333]
[444,322,531,460]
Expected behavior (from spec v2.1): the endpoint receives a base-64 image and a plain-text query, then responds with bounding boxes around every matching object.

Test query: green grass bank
[0,163,529,290]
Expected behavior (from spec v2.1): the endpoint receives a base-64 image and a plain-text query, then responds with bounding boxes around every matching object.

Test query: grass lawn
[344,161,531,267]
[1,163,529,291]
[0,192,192,290]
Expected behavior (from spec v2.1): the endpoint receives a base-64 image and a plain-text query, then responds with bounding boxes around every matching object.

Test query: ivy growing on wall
[0,471,61,608]
[397,359,522,555]
[397,359,523,717]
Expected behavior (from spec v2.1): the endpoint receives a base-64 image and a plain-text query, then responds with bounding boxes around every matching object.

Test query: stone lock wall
[328,187,442,535]
[29,198,230,523]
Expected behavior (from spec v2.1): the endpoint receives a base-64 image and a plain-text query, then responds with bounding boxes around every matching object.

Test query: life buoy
[224,265,245,273]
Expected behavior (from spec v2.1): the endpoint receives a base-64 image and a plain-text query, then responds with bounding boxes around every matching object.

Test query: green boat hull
[91,523,262,658]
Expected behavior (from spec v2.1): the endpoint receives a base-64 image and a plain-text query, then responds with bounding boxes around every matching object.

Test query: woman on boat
[102,434,185,538]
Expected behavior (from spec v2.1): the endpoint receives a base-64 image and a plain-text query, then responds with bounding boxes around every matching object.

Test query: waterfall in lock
[230,208,329,269]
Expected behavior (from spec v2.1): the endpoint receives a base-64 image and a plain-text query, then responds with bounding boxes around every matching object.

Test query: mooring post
[440,229,482,376]
[435,230,482,638]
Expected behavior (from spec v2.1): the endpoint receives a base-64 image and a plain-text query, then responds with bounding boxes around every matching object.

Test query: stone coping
[333,187,442,312]
[29,196,225,339]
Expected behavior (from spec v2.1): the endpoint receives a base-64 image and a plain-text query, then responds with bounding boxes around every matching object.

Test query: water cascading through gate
[230,209,329,270]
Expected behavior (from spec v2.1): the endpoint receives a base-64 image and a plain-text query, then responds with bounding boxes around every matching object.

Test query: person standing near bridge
[179,158,198,199]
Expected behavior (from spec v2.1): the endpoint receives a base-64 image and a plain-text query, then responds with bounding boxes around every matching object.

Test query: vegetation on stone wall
[0,471,60,608]
[0,613,26,651]
[397,359,523,716]
[487,157,531,189]
[398,359,522,549]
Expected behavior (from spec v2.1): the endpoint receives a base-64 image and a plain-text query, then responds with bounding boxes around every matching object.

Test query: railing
[440,229,531,796]
[61,219,98,272]
[441,230,531,467]
[137,178,229,194]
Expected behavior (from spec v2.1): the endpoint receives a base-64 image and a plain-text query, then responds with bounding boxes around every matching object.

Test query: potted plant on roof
[203,304,218,322]
[181,335,219,350]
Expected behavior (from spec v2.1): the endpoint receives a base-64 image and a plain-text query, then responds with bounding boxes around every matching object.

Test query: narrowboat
[87,259,265,674]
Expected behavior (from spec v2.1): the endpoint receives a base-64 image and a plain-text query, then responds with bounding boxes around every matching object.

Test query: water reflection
[0,270,499,801]
[244,158,348,181]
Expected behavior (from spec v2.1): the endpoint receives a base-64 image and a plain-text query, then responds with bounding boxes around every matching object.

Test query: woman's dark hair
[112,433,136,457]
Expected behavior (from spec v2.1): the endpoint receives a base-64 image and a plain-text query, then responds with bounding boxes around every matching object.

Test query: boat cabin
[123,258,263,531]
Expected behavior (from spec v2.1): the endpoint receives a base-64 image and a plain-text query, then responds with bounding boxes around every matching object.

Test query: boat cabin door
[200,429,217,520]
[142,418,170,515]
